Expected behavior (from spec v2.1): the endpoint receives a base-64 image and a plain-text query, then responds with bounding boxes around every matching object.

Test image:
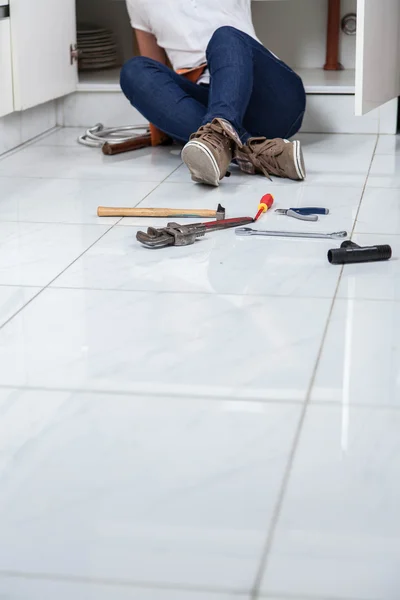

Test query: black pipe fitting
[328,241,392,265]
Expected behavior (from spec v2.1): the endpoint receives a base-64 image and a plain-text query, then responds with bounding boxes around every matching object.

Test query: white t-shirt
[126,0,260,84]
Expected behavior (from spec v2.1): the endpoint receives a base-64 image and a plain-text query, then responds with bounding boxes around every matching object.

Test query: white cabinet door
[10,0,77,111]
[355,0,400,115]
[0,13,14,117]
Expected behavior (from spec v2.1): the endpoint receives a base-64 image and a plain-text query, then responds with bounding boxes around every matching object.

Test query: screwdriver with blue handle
[275,207,329,222]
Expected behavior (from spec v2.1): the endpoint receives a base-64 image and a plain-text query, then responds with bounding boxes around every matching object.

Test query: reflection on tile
[375,134,400,155]
[310,299,400,406]
[0,389,300,589]
[368,155,400,188]
[54,223,340,299]
[0,146,182,182]
[33,127,91,146]
[261,405,400,600]
[20,101,56,143]
[0,222,109,286]
[0,111,21,156]
[119,182,362,232]
[167,154,370,188]
[297,133,377,156]
[302,153,372,187]
[0,578,249,600]
[355,188,400,234]
[165,163,256,186]
[0,178,158,225]
[337,234,400,301]
[0,286,41,326]
[0,289,330,400]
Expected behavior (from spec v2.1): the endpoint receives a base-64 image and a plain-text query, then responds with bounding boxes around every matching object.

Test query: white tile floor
[0,128,399,600]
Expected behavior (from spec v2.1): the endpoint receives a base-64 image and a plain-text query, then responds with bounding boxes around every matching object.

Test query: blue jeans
[120,26,306,143]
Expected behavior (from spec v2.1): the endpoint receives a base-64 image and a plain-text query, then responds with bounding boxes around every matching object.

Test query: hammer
[97,203,226,220]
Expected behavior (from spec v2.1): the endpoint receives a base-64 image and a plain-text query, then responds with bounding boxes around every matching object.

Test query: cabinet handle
[0,6,10,19]
[70,43,81,65]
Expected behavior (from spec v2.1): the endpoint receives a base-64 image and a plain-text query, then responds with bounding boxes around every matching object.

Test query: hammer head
[216,204,226,221]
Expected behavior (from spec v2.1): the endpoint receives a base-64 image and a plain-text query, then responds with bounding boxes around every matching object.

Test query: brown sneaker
[182,118,242,186]
[235,137,306,181]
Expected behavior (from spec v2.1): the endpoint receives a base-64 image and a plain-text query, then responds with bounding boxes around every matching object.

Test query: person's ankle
[181,119,236,186]
[200,118,243,148]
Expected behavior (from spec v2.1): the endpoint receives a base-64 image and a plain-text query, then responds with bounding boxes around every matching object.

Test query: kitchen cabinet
[0,4,13,117]
[10,0,77,111]
[2,0,400,131]
[355,0,400,114]
[72,0,400,119]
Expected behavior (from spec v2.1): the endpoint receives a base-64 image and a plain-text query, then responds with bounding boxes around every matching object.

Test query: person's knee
[207,25,242,51]
[120,56,156,98]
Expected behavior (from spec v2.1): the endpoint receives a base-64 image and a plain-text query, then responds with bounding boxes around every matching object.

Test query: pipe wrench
[137,216,254,249]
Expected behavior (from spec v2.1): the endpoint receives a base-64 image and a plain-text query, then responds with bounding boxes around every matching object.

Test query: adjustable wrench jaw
[136,222,206,249]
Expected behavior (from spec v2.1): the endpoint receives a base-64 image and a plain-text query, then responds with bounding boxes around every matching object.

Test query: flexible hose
[77,123,149,148]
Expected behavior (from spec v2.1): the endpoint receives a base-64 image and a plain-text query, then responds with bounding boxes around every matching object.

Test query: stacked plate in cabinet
[77,24,119,71]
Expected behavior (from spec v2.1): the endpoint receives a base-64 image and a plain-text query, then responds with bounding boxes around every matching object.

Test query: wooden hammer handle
[102,133,152,155]
[97,207,219,218]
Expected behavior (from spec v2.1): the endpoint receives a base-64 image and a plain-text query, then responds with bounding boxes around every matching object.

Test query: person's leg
[242,46,306,140]
[120,56,209,143]
[182,26,306,185]
[203,26,306,142]
[237,42,306,180]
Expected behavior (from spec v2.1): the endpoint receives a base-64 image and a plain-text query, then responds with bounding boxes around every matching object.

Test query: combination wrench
[235,228,348,240]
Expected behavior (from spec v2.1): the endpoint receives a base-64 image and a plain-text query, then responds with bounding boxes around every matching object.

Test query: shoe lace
[245,138,286,179]
[192,122,229,151]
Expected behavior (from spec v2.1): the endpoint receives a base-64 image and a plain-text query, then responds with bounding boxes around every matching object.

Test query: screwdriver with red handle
[254,194,274,221]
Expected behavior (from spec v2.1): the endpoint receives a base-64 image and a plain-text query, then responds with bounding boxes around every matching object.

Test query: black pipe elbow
[328,241,392,265]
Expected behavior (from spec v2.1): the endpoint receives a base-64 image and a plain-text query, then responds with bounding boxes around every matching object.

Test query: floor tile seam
[249,272,346,598]
[0,175,369,188]
[0,220,118,227]
[258,593,370,600]
[250,137,380,599]
[351,135,382,239]
[0,383,304,406]
[162,179,371,189]
[0,126,61,162]
[48,284,400,303]
[134,179,368,188]
[0,570,369,600]
[0,174,183,183]
[374,152,400,156]
[326,134,378,309]
[352,231,400,236]
[1,222,397,236]
[0,153,183,185]
[10,282,400,303]
[45,284,338,300]
[0,570,247,595]
[355,184,400,191]
[0,287,47,331]
[0,223,117,333]
[1,384,397,411]
[0,283,42,289]
[194,183,370,189]
[0,175,163,184]
[360,184,400,190]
